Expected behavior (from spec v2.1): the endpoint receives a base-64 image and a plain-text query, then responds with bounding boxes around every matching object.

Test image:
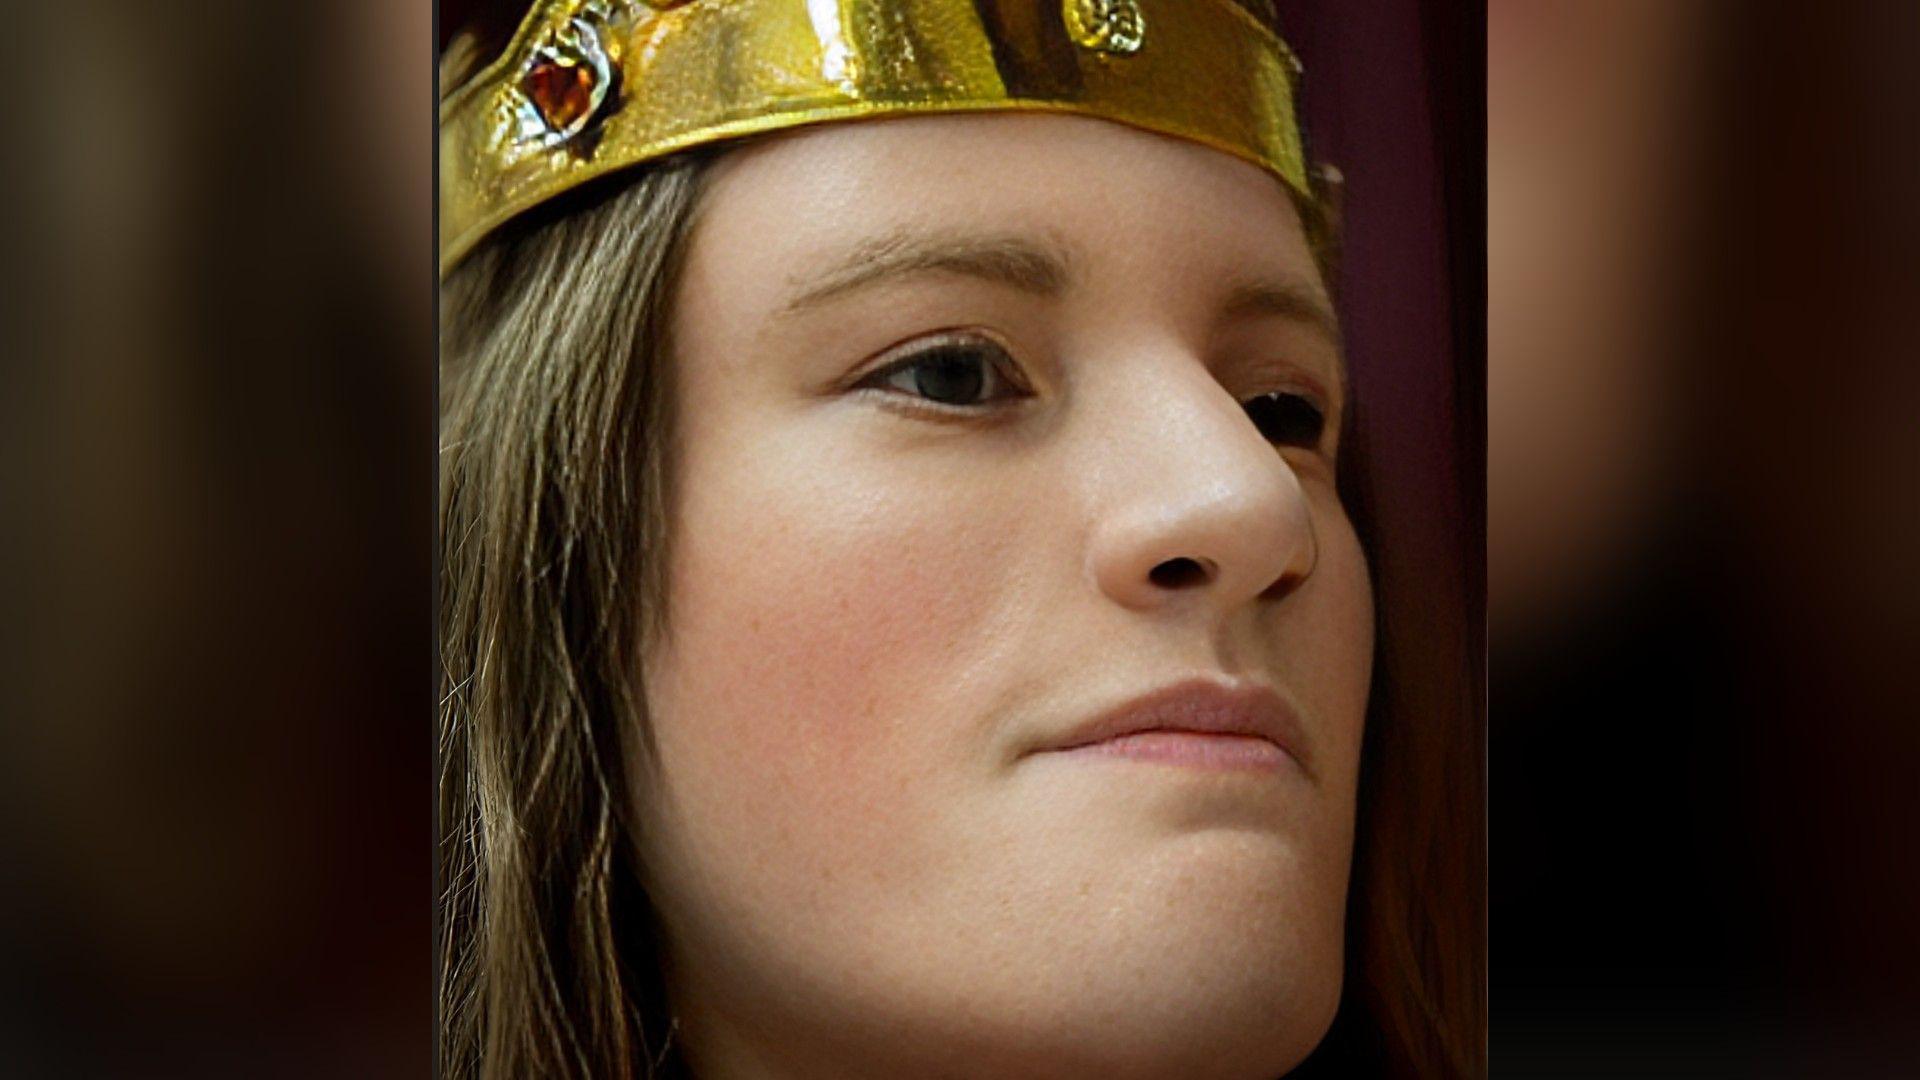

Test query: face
[639,114,1373,1079]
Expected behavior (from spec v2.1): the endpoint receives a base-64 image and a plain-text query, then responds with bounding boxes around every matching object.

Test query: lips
[1036,678,1312,775]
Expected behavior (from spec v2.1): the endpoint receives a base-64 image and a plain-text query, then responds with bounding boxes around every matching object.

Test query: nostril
[1148,556,1213,590]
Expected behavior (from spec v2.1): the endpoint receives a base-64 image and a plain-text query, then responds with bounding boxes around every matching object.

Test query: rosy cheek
[647,464,1012,847]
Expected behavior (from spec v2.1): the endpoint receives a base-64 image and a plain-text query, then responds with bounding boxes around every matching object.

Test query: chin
[942,818,1352,1076]
[952,905,1347,1080]
[976,967,1343,1080]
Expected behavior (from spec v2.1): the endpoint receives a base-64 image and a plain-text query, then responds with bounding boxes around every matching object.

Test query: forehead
[688,111,1323,303]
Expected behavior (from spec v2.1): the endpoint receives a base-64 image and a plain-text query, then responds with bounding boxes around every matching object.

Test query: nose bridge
[1083,354,1316,612]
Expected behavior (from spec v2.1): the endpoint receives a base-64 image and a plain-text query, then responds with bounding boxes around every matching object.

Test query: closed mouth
[1038,677,1312,777]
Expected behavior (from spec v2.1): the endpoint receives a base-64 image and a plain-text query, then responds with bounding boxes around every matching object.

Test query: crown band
[440,0,1310,277]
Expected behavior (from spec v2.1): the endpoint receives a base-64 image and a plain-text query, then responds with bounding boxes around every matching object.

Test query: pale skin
[637,113,1374,1079]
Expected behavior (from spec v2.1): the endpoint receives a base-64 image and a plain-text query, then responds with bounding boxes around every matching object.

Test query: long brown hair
[438,141,711,1076]
[436,11,1482,1079]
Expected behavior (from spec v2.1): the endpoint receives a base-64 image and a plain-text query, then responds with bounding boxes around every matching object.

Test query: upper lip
[1037,677,1313,774]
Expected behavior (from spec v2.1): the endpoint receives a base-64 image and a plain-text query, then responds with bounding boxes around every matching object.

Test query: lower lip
[1055,731,1292,772]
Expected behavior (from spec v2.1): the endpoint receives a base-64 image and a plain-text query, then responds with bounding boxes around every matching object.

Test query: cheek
[1326,514,1376,713]
[1284,498,1375,800]
[643,443,1021,861]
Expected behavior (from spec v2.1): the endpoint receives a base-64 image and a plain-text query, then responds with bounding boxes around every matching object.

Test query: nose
[1085,372,1317,614]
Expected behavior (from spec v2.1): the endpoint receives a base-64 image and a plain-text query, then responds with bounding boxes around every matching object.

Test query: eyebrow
[782,230,1073,313]
[1220,279,1343,350]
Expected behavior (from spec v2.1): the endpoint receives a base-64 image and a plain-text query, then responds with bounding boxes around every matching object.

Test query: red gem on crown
[523,58,598,133]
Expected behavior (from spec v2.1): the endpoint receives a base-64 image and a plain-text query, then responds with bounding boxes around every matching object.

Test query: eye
[1243,390,1328,448]
[860,334,1028,408]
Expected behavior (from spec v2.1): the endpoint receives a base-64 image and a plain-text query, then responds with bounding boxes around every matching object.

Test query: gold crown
[440,0,1312,277]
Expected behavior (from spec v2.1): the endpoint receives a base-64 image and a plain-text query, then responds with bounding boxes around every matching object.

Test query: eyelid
[1229,347,1338,406]
[1270,359,1335,401]
[864,326,1009,362]
[1243,383,1332,421]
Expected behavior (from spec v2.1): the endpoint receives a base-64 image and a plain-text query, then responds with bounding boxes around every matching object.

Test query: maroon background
[1288,0,1485,703]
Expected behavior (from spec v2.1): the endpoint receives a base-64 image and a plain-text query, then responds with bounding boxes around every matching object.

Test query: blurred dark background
[0,1,1915,1077]
[1486,0,1920,1075]
[0,1,431,1075]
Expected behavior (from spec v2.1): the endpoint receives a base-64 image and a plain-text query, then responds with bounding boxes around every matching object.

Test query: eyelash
[854,335,1333,451]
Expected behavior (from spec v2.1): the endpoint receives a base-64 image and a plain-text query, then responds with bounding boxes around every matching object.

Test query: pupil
[913,350,986,404]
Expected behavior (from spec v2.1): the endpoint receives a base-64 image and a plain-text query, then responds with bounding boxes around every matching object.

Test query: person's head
[641,111,1364,1078]
[440,5,1478,1078]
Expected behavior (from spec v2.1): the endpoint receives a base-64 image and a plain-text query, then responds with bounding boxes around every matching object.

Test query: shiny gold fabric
[440,0,1310,277]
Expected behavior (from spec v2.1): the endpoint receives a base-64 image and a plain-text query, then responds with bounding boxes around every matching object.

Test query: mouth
[1034,677,1312,777]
